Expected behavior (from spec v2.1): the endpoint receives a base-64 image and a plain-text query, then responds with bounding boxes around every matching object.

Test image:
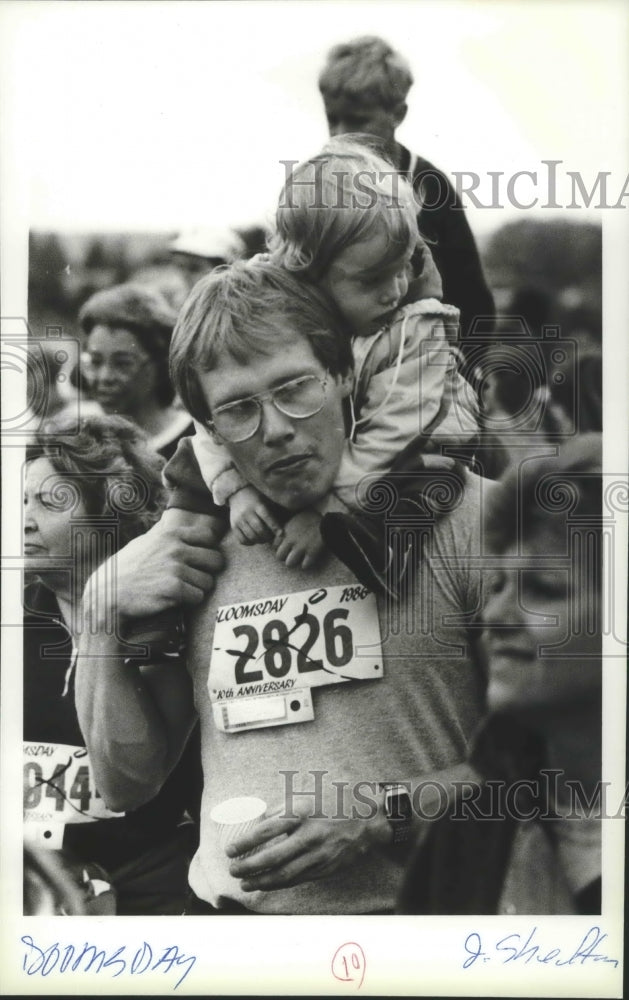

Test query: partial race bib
[23,742,124,848]
[208,584,383,732]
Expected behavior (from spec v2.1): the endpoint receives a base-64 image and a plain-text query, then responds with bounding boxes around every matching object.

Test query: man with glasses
[76,260,487,914]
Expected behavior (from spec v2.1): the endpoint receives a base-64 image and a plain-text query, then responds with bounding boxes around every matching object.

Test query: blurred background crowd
[28,215,602,352]
[25,212,602,472]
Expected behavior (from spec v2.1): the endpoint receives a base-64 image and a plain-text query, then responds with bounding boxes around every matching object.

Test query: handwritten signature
[21,937,196,990]
[463,925,619,969]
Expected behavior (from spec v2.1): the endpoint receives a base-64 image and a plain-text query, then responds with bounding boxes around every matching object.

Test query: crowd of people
[22,36,603,917]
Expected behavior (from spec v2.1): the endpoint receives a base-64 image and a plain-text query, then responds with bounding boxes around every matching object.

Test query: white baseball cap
[169,226,246,262]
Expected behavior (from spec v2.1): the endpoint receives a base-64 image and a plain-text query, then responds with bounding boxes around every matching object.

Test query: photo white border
[1,1,626,995]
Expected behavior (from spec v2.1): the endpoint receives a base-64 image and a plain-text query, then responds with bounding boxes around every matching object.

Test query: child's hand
[273,509,324,569]
[230,486,282,545]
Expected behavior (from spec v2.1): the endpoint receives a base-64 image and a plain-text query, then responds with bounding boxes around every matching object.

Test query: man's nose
[259,400,295,444]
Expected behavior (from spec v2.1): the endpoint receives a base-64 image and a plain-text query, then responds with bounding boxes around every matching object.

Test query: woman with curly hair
[79,284,193,459]
[23,414,202,914]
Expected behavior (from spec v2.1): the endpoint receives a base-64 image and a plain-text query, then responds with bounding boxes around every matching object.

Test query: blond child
[173,138,478,577]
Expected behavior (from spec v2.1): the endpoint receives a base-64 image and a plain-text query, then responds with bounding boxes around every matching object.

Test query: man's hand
[273,509,325,570]
[84,508,226,629]
[230,486,282,545]
[225,798,391,892]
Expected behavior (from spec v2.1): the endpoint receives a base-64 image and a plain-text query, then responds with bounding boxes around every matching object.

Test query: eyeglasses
[207,373,329,443]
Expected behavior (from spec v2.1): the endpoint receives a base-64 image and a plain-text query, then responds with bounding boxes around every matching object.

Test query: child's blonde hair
[270,137,421,281]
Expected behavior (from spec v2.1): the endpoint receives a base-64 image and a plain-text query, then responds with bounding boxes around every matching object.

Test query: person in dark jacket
[318,35,495,368]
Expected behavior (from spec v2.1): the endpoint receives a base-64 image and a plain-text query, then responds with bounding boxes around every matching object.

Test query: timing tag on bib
[23,741,124,837]
[209,583,383,732]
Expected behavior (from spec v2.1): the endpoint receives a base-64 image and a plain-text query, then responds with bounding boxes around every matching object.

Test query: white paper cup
[210,796,267,855]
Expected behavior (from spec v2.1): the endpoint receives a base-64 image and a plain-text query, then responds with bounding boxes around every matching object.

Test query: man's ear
[392,102,408,128]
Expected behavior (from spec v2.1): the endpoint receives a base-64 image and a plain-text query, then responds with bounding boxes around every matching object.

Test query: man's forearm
[73,517,218,813]
[74,627,191,813]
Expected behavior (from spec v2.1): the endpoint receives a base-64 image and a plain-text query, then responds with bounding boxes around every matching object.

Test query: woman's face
[23,457,87,572]
[85,325,159,415]
[482,522,601,723]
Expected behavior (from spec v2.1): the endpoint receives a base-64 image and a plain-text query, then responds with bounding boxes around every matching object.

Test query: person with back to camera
[78,283,193,460]
[164,139,480,598]
[75,260,490,916]
[397,434,603,914]
[23,414,203,914]
[318,35,495,362]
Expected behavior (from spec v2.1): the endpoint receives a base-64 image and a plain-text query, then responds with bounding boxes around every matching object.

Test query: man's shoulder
[430,471,495,556]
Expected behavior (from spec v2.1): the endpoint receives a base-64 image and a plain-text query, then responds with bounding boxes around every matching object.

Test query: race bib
[208,584,383,732]
[23,742,124,847]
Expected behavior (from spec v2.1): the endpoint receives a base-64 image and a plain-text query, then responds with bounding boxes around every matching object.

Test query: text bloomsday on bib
[209,584,383,732]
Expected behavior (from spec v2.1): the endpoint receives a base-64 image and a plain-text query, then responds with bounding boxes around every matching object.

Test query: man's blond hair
[318,36,413,110]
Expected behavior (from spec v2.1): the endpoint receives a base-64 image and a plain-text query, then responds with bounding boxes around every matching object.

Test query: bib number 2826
[208,585,383,732]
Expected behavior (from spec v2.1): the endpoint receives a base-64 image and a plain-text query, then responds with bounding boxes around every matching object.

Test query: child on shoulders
[165,138,479,596]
